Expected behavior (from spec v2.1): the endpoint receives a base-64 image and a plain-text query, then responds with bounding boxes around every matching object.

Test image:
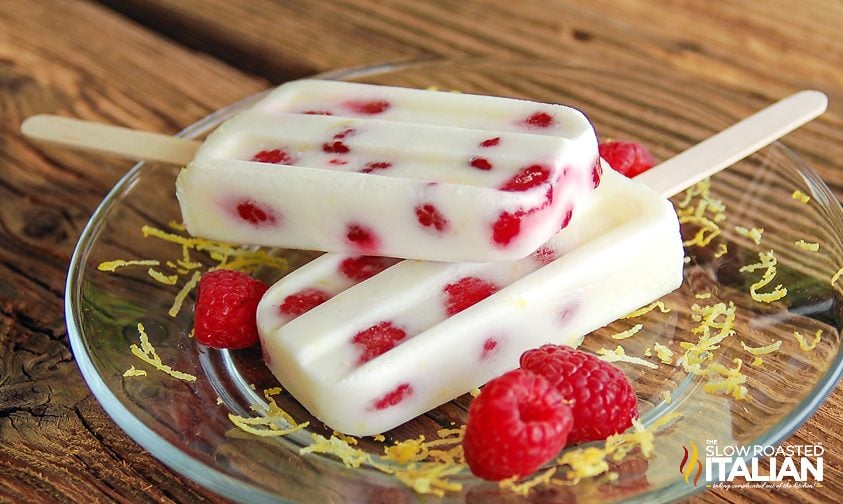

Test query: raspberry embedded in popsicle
[444,277,499,315]
[234,199,278,226]
[339,255,398,282]
[352,321,408,363]
[373,383,412,410]
[279,288,330,318]
[415,203,448,232]
[176,79,600,261]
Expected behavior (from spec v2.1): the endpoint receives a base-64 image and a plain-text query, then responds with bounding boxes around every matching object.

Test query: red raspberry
[346,99,391,115]
[520,345,638,444]
[345,223,379,251]
[598,140,656,178]
[491,210,524,246]
[464,369,573,480]
[522,111,555,128]
[193,269,268,349]
[443,276,499,315]
[339,255,398,282]
[500,164,551,192]
[251,148,294,164]
[469,156,493,171]
[415,203,448,232]
[279,288,330,318]
[352,321,407,363]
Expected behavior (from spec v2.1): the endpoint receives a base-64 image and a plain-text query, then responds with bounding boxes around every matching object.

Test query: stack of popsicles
[176,80,684,436]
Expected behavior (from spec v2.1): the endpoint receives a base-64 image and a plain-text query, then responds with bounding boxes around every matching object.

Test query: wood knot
[23,208,67,241]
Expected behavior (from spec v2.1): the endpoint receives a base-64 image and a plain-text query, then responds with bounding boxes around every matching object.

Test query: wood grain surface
[2,1,843,502]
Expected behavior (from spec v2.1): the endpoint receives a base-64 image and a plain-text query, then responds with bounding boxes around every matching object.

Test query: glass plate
[66,60,843,503]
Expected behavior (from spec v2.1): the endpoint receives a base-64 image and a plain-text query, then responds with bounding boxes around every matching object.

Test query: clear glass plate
[65,60,843,503]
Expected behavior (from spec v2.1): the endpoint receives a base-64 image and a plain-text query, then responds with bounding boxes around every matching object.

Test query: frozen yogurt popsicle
[176,80,600,262]
[256,166,684,436]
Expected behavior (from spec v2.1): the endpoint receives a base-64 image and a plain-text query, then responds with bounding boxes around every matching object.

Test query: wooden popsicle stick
[20,114,200,165]
[638,90,828,198]
[20,90,827,187]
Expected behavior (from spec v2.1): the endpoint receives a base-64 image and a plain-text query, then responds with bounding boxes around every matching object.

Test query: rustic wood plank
[0,0,270,502]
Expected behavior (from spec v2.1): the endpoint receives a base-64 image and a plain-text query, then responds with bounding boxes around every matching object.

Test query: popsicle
[176,80,600,262]
[256,166,684,436]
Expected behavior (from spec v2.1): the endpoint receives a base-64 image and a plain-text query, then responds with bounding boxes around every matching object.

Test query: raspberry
[444,276,499,315]
[463,369,573,480]
[346,99,391,115]
[522,111,555,128]
[193,269,268,349]
[520,345,638,444]
[479,137,501,147]
[591,157,603,188]
[415,203,448,232]
[598,140,656,178]
[352,321,407,363]
[374,383,412,410]
[469,156,493,170]
[235,199,277,226]
[339,255,397,282]
[500,164,550,191]
[359,161,392,174]
[251,149,293,164]
[322,140,350,154]
[345,223,379,252]
[279,288,330,318]
[491,210,524,246]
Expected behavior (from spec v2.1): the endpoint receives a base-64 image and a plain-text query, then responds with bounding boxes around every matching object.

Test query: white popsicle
[256,167,684,435]
[176,80,600,262]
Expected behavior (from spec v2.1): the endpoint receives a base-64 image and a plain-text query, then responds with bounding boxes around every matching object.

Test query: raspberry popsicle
[176,80,599,262]
[256,166,684,436]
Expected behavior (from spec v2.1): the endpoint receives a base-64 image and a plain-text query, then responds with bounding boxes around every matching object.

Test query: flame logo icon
[679,441,704,486]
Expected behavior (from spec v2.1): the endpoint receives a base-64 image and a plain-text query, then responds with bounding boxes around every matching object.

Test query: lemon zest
[752,356,763,367]
[676,178,726,247]
[97,259,159,272]
[597,346,658,369]
[611,324,643,340]
[300,434,372,467]
[695,292,712,299]
[739,250,787,303]
[740,340,782,355]
[714,243,729,258]
[390,463,465,497]
[833,267,843,286]
[499,467,557,496]
[147,268,178,285]
[653,342,674,364]
[794,329,823,351]
[735,226,764,245]
[122,365,147,378]
[168,271,201,317]
[794,240,820,252]
[624,301,671,319]
[130,323,196,382]
[792,190,811,204]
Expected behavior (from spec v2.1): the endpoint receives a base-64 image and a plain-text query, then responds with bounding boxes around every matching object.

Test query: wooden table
[2,1,842,502]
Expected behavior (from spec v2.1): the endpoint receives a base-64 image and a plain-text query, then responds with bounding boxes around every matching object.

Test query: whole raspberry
[598,140,656,178]
[520,345,638,444]
[193,269,268,349]
[463,369,573,480]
